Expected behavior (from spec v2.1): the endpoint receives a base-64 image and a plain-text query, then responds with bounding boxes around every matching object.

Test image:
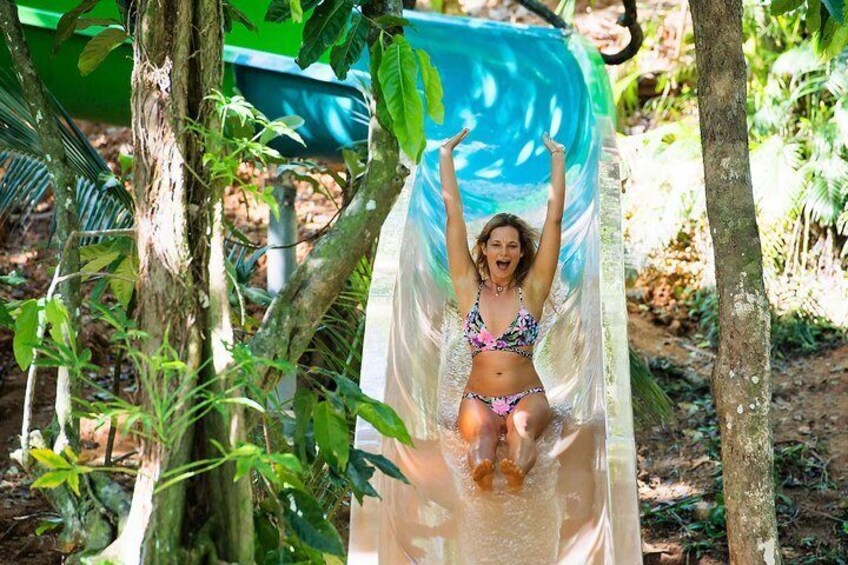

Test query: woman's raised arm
[528,133,566,303]
[440,128,478,308]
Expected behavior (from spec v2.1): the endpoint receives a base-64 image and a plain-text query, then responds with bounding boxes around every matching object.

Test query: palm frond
[629,346,674,427]
[0,71,133,231]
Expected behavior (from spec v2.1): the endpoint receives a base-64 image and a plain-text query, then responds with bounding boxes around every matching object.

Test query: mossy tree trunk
[98,0,251,562]
[689,0,782,563]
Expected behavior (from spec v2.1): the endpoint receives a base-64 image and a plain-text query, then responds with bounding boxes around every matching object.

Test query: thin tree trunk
[251,0,409,388]
[0,0,81,447]
[0,1,119,554]
[689,1,781,563]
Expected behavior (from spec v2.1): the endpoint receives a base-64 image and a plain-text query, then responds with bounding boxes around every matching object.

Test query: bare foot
[499,459,525,492]
[471,459,495,491]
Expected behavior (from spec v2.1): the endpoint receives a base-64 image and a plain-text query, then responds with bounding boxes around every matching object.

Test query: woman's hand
[543,132,565,156]
[440,128,471,154]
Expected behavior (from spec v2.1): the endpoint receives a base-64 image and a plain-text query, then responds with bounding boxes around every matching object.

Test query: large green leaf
[283,489,345,556]
[416,49,444,124]
[329,12,369,80]
[370,39,394,131]
[14,299,40,371]
[79,28,130,77]
[356,399,412,445]
[296,0,354,69]
[378,35,425,160]
[312,401,349,470]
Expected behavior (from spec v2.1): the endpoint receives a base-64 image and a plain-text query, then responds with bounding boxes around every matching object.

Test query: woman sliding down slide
[439,127,567,491]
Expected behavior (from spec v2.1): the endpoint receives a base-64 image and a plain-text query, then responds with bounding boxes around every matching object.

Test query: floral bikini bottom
[462,386,546,418]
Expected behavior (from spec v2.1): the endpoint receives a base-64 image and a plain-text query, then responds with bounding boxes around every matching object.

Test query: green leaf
[296,0,354,69]
[329,12,369,80]
[370,39,394,131]
[35,518,62,536]
[54,0,101,53]
[378,35,425,160]
[416,49,444,124]
[81,249,122,274]
[357,449,409,483]
[109,256,137,308]
[0,271,26,286]
[807,0,823,34]
[66,470,81,496]
[823,0,844,23]
[30,448,72,470]
[79,27,130,77]
[293,389,316,461]
[347,450,378,503]
[223,0,256,32]
[220,396,266,413]
[356,400,412,445]
[259,118,306,146]
[283,489,345,556]
[266,0,319,23]
[770,0,805,15]
[32,470,70,490]
[313,401,349,470]
[0,302,12,329]
[14,299,40,371]
[44,298,70,345]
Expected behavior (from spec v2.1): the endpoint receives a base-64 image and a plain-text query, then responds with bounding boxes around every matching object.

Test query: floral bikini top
[463,281,540,360]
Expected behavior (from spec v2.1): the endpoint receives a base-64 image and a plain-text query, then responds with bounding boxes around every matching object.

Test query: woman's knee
[509,412,534,436]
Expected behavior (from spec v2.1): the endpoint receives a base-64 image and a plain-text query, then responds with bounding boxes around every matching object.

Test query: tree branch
[249,0,409,390]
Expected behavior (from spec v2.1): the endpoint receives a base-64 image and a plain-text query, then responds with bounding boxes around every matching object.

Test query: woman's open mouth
[496,260,511,272]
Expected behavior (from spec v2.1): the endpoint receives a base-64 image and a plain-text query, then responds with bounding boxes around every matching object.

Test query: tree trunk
[0,0,81,449]
[97,1,252,562]
[689,1,781,563]
[0,1,117,554]
[251,0,409,388]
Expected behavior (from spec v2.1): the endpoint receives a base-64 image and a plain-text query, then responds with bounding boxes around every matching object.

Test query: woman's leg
[500,392,552,491]
[458,397,502,491]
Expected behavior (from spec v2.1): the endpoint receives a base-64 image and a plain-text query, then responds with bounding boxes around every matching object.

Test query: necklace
[487,280,514,296]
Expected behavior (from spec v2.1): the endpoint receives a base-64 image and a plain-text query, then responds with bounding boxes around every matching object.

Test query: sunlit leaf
[378,35,425,160]
[356,400,412,445]
[416,49,444,124]
[13,299,40,371]
[30,448,72,470]
[32,470,70,490]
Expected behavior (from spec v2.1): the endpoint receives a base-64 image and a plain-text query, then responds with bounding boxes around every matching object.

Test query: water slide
[4,3,641,563]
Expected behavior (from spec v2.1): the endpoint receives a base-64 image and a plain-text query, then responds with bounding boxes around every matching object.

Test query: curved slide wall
[350,16,641,565]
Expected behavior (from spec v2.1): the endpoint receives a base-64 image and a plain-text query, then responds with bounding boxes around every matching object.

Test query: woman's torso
[462,282,543,396]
